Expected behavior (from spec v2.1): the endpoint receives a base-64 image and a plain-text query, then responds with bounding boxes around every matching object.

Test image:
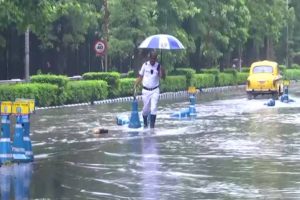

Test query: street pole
[25,27,30,82]
[88,37,91,72]
[286,0,289,68]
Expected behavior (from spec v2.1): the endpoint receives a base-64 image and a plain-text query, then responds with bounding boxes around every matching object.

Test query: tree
[157,0,200,69]
[0,1,22,47]
[246,0,287,62]
[183,0,250,70]
[109,0,158,73]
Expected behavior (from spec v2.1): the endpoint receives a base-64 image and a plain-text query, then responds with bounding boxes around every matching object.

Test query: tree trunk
[238,44,242,72]
[103,0,109,72]
[25,27,30,81]
[264,37,275,60]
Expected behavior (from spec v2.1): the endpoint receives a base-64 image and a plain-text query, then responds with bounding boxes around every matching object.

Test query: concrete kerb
[35,85,246,110]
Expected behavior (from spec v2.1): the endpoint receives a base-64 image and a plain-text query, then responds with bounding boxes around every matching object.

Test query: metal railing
[0,76,84,84]
[0,79,25,84]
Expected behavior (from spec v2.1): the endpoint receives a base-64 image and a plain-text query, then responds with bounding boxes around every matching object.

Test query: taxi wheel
[272,92,279,100]
[247,93,253,100]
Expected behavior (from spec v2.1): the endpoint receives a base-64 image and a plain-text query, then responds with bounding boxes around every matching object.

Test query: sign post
[94,40,107,71]
[94,40,106,57]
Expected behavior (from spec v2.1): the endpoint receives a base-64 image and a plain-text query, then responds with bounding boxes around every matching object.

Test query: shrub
[30,74,69,88]
[160,75,186,92]
[82,72,120,98]
[241,67,250,73]
[218,73,235,86]
[291,63,300,69]
[119,78,136,97]
[199,68,219,85]
[65,80,108,104]
[193,74,215,88]
[0,83,60,107]
[127,70,136,78]
[284,69,300,80]
[236,72,249,85]
[223,68,238,77]
[200,68,220,75]
[169,68,196,87]
[34,84,64,106]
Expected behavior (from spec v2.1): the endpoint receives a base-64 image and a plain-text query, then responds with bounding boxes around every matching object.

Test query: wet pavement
[2,85,300,199]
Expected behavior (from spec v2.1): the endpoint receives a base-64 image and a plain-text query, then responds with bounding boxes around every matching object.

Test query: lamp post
[286,0,289,68]
[25,27,30,82]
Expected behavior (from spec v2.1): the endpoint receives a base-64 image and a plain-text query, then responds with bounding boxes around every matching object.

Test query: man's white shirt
[139,61,160,88]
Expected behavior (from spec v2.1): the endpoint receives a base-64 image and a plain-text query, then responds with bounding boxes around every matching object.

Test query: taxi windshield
[253,65,273,73]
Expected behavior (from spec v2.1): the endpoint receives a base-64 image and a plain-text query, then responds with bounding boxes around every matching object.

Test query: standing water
[2,85,300,199]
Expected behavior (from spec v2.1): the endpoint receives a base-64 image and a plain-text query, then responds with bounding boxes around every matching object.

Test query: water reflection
[128,131,160,200]
[141,135,160,200]
[0,163,32,200]
[0,166,11,200]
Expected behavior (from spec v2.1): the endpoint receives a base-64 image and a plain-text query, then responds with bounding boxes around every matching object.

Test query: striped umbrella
[138,34,184,65]
[138,34,184,50]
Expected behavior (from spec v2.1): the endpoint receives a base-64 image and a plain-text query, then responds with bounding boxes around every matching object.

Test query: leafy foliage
[109,0,158,61]
[193,74,215,88]
[65,80,108,103]
[169,68,196,86]
[119,78,135,97]
[82,72,121,97]
[30,74,69,88]
[0,0,297,78]
[160,75,187,92]
[0,83,60,106]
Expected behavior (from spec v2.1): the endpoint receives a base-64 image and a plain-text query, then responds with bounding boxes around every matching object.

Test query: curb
[35,85,245,110]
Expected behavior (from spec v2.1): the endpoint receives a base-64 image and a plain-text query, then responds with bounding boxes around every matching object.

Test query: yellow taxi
[246,60,283,99]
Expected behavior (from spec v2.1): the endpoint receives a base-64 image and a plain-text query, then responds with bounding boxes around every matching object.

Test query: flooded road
[2,85,300,199]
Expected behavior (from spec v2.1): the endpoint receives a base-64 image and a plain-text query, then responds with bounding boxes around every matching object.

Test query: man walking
[134,52,165,128]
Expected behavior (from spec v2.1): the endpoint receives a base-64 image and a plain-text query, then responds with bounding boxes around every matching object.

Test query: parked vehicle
[246,60,283,100]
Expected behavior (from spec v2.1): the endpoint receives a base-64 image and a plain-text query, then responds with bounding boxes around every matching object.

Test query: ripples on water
[12,86,300,199]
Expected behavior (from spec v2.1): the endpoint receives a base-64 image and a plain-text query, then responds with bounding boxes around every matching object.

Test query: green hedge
[119,78,135,97]
[200,68,220,75]
[160,75,186,92]
[35,84,65,106]
[82,72,120,98]
[119,76,188,96]
[30,74,69,88]
[169,68,196,87]
[4,68,299,107]
[218,73,235,86]
[236,72,248,85]
[199,68,219,85]
[193,74,215,88]
[290,63,300,69]
[223,68,238,76]
[65,80,108,104]
[284,69,300,80]
[0,83,60,107]
[241,67,250,73]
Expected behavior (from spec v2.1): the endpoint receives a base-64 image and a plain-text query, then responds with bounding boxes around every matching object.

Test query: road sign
[94,40,106,56]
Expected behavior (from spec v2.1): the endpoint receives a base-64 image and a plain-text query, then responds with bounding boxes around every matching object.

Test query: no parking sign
[94,40,106,56]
